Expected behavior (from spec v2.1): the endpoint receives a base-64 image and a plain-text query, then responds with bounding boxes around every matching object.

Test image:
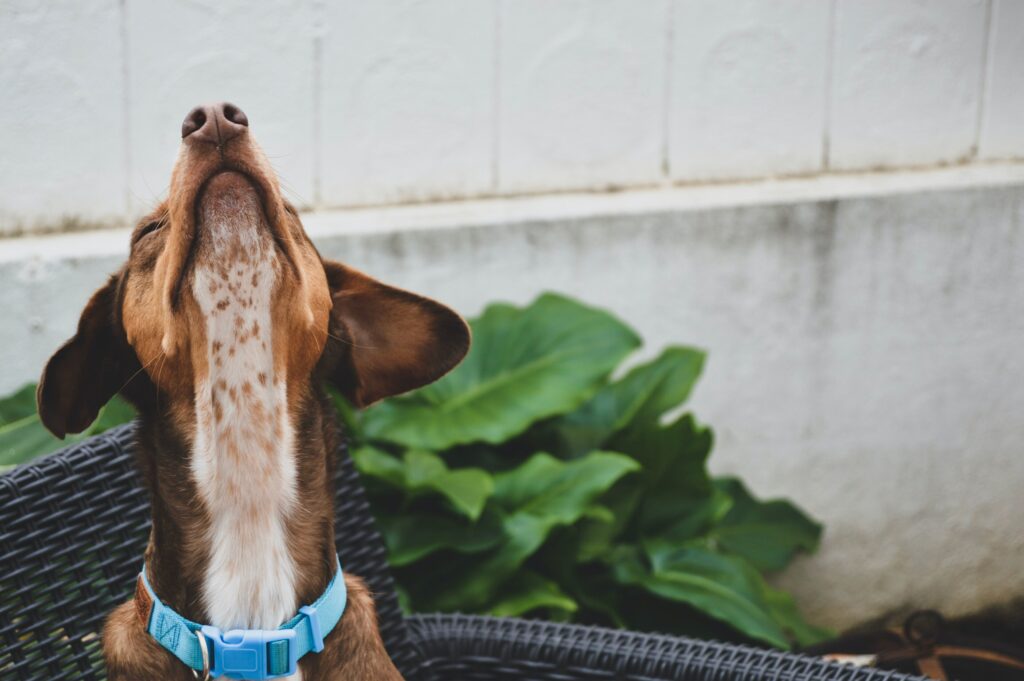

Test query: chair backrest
[0,424,418,680]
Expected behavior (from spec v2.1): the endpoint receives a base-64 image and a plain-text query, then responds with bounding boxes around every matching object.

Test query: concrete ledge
[2,162,1024,630]
[5,162,1024,263]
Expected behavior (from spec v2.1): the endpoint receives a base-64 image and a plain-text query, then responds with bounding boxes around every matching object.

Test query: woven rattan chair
[0,425,923,681]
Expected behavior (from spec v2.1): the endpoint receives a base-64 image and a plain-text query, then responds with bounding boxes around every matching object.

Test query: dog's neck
[138,374,339,634]
[139,214,338,631]
[191,221,299,630]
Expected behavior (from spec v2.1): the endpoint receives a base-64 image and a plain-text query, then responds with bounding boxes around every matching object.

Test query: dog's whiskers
[154,353,168,411]
[114,351,163,396]
[324,329,378,350]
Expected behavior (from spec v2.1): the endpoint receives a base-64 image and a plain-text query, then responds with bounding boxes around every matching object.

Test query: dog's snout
[181,102,249,144]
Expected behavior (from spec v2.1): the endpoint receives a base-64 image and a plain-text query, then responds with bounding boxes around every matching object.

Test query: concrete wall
[3,164,1023,629]
[2,0,1023,234]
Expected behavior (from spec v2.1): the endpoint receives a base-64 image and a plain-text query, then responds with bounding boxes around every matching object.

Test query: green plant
[0,383,134,472]
[348,293,830,648]
[0,292,830,648]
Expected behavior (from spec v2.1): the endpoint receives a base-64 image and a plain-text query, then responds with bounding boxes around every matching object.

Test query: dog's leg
[103,601,191,681]
[301,575,404,680]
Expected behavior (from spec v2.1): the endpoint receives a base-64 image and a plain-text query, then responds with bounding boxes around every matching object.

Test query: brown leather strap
[871,641,1024,678]
[933,645,1024,671]
[134,573,153,627]
[915,654,947,681]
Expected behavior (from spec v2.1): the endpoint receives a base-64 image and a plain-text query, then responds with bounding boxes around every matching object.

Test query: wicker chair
[0,425,923,681]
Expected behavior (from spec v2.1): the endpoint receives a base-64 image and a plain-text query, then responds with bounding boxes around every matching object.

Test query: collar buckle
[199,625,298,679]
[299,605,325,653]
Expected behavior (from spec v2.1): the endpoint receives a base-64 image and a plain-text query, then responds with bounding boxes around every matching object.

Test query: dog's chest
[190,222,301,640]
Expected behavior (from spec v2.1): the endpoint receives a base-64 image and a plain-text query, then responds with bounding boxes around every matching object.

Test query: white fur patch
[190,206,300,642]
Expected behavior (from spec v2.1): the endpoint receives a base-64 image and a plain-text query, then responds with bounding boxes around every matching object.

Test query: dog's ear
[37,273,139,438]
[321,260,470,407]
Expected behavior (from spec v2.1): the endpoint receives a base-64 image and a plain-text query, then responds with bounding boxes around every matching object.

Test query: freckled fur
[191,172,299,632]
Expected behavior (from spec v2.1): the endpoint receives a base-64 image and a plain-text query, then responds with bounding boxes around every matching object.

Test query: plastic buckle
[200,625,297,680]
[299,605,324,653]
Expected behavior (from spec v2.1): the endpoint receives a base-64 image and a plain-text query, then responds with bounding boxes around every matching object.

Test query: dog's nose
[181,102,249,144]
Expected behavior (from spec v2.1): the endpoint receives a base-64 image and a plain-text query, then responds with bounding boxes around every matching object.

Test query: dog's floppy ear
[37,273,139,438]
[321,260,470,407]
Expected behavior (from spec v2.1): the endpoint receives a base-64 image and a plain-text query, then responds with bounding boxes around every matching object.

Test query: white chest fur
[190,223,299,634]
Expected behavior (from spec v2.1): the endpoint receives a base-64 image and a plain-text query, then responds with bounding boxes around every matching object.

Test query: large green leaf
[0,384,135,470]
[413,513,551,611]
[612,540,791,649]
[0,383,37,426]
[376,509,505,566]
[0,417,62,469]
[487,571,578,618]
[659,488,734,544]
[406,450,493,520]
[549,347,705,457]
[570,414,716,561]
[0,384,54,468]
[326,385,360,439]
[710,477,822,571]
[90,396,136,433]
[352,445,493,520]
[351,445,407,486]
[492,451,640,522]
[639,419,714,536]
[360,294,641,450]
[604,413,716,538]
[762,584,834,647]
[424,451,639,611]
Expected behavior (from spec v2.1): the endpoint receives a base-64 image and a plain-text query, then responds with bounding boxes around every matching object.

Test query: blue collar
[138,556,347,679]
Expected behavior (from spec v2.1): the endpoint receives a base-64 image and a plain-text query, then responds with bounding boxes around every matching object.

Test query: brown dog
[36,102,469,680]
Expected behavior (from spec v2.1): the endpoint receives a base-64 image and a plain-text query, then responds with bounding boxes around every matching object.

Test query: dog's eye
[134,220,164,243]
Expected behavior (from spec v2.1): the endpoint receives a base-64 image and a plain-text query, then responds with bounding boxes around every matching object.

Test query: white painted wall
[2,0,1022,233]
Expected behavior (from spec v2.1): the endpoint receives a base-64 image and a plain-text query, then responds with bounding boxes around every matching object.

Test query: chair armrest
[405,613,927,681]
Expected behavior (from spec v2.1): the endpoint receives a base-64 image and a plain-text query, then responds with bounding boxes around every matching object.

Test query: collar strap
[137,556,347,679]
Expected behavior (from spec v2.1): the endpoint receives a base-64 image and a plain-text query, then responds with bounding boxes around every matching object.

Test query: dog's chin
[200,169,260,201]
[196,171,269,236]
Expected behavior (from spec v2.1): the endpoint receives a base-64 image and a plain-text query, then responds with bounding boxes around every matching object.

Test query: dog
[36,102,470,680]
